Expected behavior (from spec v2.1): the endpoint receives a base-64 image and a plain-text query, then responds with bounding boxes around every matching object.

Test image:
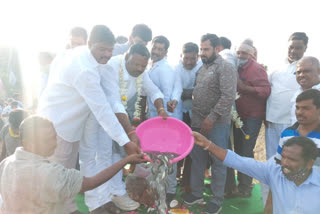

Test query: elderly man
[183,33,237,214]
[226,39,271,197]
[112,24,152,56]
[193,130,320,214]
[79,43,167,213]
[290,56,320,124]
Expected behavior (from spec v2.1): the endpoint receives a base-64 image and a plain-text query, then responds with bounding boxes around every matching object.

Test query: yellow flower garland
[9,127,20,138]
[119,57,143,119]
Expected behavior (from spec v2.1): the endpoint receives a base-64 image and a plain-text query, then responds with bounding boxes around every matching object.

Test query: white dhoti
[79,113,126,211]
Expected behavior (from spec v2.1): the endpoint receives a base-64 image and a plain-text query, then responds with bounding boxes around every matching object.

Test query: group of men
[0,22,320,214]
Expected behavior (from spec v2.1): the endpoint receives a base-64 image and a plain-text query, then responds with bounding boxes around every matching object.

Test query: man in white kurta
[37,25,140,213]
[79,43,167,211]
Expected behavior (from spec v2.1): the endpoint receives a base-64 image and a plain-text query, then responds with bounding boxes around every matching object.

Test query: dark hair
[10,101,18,108]
[289,32,309,46]
[128,43,150,59]
[116,35,128,44]
[70,27,88,42]
[220,37,232,49]
[296,89,320,108]
[131,24,152,42]
[182,42,199,54]
[9,109,29,130]
[201,33,221,48]
[283,136,318,161]
[89,25,115,45]
[152,35,170,50]
[20,115,53,142]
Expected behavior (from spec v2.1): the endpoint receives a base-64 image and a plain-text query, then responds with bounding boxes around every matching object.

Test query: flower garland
[119,57,143,123]
[231,92,250,140]
[9,127,19,138]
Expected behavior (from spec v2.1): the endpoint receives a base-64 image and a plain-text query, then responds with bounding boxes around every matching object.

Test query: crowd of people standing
[0,23,320,214]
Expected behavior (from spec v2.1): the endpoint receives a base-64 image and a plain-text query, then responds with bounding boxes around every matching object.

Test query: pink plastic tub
[136,117,194,163]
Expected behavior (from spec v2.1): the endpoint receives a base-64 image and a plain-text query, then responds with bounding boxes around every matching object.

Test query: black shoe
[183,193,205,205]
[203,202,222,214]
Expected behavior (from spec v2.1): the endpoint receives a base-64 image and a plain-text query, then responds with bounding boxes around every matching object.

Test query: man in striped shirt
[276,89,320,166]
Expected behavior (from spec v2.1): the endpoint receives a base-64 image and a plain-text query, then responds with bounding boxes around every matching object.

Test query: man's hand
[126,153,148,164]
[124,141,142,155]
[200,118,214,135]
[128,132,141,147]
[192,131,211,148]
[167,100,178,113]
[237,79,246,91]
[158,108,168,120]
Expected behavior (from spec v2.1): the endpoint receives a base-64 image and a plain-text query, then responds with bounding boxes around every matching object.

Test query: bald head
[299,56,320,69]
[20,115,57,157]
[296,56,320,90]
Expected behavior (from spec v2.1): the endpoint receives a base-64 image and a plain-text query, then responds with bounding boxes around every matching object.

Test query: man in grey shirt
[184,34,237,214]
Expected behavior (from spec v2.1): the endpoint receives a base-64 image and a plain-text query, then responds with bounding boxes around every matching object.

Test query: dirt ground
[254,124,267,162]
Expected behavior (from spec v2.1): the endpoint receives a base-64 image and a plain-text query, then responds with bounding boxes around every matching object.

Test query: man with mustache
[290,57,320,125]
[146,35,182,206]
[38,25,141,213]
[265,32,308,161]
[192,130,320,214]
[79,43,168,213]
[276,89,320,165]
[183,33,237,214]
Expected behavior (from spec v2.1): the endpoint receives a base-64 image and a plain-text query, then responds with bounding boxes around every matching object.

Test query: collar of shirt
[83,47,102,69]
[291,83,320,102]
[14,147,47,161]
[302,167,320,186]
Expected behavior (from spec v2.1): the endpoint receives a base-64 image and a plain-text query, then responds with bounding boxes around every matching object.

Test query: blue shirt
[147,58,182,119]
[224,150,320,214]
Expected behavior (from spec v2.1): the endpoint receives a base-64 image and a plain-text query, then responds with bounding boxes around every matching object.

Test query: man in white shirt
[263,32,308,206]
[265,32,308,160]
[290,56,320,124]
[112,24,152,56]
[79,43,168,212]
[174,42,202,196]
[37,25,141,213]
[146,35,182,206]
[217,36,237,68]
[175,42,202,122]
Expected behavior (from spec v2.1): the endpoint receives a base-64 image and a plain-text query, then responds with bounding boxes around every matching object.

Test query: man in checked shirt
[183,34,237,214]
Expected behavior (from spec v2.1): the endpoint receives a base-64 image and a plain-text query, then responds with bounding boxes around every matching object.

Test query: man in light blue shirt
[192,132,320,214]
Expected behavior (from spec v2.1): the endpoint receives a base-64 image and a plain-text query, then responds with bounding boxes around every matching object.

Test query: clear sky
[1,0,319,101]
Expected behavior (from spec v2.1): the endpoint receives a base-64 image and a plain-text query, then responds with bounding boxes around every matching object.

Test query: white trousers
[79,113,126,211]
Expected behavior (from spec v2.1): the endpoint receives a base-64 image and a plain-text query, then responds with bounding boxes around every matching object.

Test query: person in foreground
[0,115,146,214]
[191,131,320,214]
